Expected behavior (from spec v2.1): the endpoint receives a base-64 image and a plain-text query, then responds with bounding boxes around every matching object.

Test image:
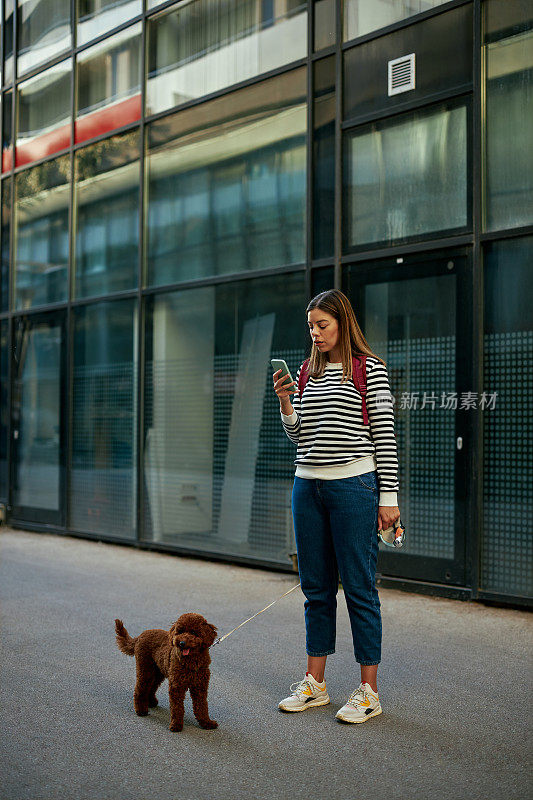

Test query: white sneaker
[335,682,382,723]
[278,672,330,712]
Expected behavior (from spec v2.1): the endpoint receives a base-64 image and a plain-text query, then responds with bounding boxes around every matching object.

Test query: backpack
[297,354,369,425]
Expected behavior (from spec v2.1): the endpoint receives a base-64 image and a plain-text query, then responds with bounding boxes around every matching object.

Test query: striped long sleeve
[280,357,399,506]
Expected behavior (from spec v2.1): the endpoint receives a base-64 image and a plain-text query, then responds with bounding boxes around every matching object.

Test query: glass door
[10,312,66,526]
[344,249,471,586]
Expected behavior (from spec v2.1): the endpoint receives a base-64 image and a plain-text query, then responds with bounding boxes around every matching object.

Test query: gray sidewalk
[1,528,531,800]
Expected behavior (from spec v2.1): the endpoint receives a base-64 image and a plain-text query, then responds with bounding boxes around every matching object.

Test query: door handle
[13,430,19,440]
[456,436,463,450]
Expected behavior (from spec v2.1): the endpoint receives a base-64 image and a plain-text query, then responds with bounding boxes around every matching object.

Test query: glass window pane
[76,23,142,145]
[11,315,62,515]
[146,68,307,286]
[14,155,70,309]
[311,265,334,294]
[0,320,7,500]
[4,0,15,84]
[142,271,307,563]
[343,101,468,250]
[77,0,142,47]
[17,59,71,167]
[74,130,140,299]
[343,0,450,41]
[2,90,14,173]
[313,56,335,260]
[71,299,137,538]
[314,0,335,50]
[17,0,71,76]
[146,0,307,115]
[482,236,533,597]
[1,179,11,312]
[484,21,533,231]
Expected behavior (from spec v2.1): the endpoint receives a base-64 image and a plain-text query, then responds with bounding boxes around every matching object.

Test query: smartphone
[271,359,297,393]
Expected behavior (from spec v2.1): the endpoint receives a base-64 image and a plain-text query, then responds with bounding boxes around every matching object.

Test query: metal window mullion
[6,0,17,516]
[333,0,342,290]
[66,0,76,531]
[136,8,147,543]
[305,0,312,301]
[469,0,483,599]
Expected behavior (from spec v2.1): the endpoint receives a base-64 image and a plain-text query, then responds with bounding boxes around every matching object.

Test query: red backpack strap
[352,354,369,425]
[298,358,310,397]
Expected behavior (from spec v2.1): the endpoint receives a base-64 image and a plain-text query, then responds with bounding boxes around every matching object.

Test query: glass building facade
[0,0,531,606]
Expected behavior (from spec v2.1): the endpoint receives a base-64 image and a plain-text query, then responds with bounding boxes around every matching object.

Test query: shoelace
[346,685,375,708]
[289,678,316,698]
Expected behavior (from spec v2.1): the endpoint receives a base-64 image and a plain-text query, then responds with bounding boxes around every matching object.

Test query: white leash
[211,582,301,647]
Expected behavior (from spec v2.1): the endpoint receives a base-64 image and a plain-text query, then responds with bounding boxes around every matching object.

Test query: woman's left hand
[378,506,400,531]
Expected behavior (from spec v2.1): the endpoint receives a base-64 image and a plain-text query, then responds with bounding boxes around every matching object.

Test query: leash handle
[211,582,301,647]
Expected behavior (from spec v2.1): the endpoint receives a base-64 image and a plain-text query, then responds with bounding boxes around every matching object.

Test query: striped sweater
[280,357,399,507]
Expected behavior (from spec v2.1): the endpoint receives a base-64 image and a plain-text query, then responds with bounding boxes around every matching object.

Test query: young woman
[273,289,400,723]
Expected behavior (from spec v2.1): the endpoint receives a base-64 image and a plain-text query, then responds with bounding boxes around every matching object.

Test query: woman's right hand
[273,368,298,400]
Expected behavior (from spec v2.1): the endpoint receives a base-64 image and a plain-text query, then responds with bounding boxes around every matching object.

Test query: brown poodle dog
[114,612,218,732]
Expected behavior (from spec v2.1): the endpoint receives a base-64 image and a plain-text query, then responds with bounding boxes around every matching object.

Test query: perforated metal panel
[481,331,533,596]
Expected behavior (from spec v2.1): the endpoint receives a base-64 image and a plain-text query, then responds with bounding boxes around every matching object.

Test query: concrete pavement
[0,527,531,800]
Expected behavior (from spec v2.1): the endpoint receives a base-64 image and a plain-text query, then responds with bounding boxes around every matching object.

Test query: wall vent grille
[388,53,416,96]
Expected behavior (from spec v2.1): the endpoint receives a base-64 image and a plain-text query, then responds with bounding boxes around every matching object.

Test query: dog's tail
[114,619,136,656]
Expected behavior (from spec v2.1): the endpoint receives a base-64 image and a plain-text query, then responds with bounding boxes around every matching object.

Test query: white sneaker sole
[278,695,330,712]
[335,705,382,723]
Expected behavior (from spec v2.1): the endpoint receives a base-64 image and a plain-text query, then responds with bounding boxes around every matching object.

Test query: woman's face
[307,308,339,357]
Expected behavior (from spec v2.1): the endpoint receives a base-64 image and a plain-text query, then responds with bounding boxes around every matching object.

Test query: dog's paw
[135,709,149,716]
[169,722,183,732]
[199,719,218,730]
[148,697,159,707]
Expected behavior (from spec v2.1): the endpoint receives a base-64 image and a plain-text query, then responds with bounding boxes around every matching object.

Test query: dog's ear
[168,621,179,642]
[201,621,218,647]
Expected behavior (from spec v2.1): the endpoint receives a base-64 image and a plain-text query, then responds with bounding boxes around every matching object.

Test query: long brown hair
[306,289,386,383]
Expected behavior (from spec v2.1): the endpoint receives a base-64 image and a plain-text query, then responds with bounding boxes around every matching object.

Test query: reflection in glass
[313,57,335,260]
[17,59,71,167]
[485,26,533,230]
[17,0,71,75]
[482,236,533,596]
[343,102,468,249]
[1,179,11,312]
[0,321,7,499]
[146,68,307,286]
[146,0,307,115]
[76,23,142,144]
[71,299,137,538]
[11,317,61,513]
[14,155,70,309]
[314,0,335,50]
[74,130,140,299]
[77,0,142,47]
[142,271,307,564]
[4,0,14,83]
[2,90,14,172]
[343,0,449,41]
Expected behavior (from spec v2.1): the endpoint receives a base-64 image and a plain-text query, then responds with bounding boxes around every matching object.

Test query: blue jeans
[291,471,381,666]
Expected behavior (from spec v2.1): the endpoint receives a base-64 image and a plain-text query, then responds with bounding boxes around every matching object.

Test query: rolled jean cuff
[356,659,380,666]
[306,648,335,657]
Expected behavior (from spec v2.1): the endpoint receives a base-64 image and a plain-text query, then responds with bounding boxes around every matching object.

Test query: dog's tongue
[182,648,190,656]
